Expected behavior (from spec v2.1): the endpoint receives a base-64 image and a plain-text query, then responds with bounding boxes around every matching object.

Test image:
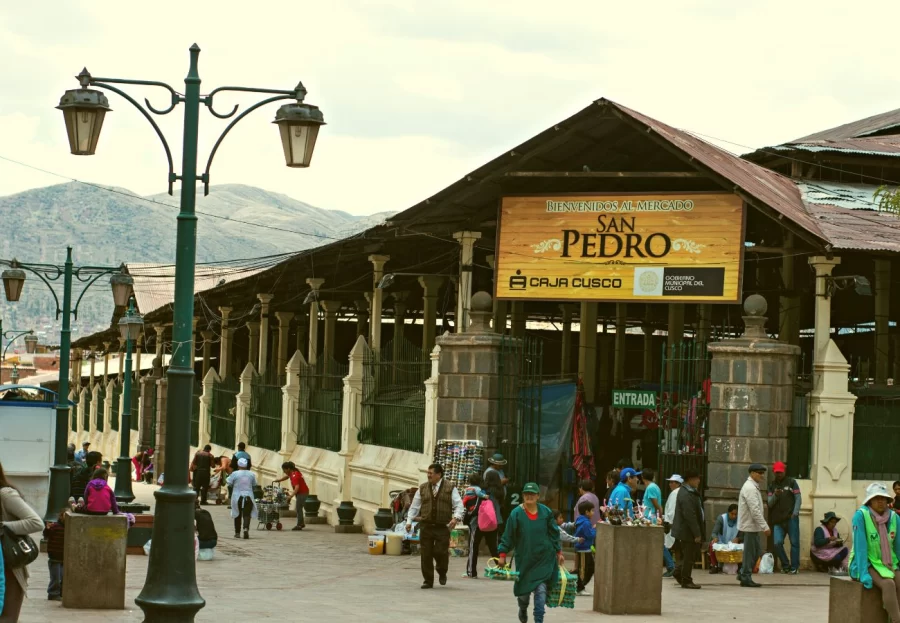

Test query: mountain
[0,182,394,342]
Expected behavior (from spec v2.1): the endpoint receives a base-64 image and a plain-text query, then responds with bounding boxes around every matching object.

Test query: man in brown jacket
[406,463,465,588]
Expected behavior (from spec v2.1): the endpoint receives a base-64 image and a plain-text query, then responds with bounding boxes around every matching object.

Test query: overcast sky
[1,1,898,217]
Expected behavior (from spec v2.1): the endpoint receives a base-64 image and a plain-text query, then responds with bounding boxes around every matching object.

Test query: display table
[594,523,663,615]
[62,512,127,609]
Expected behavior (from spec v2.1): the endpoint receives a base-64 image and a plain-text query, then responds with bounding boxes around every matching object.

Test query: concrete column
[218,306,233,378]
[779,231,801,346]
[235,363,255,447]
[335,336,367,530]
[117,337,125,382]
[257,293,275,376]
[705,295,799,538]
[423,344,441,461]
[134,338,142,382]
[306,278,325,365]
[875,259,891,384]
[579,303,598,403]
[320,301,341,363]
[154,326,165,360]
[453,231,482,332]
[102,342,111,384]
[614,303,627,388]
[368,255,389,351]
[355,299,370,339]
[511,302,526,338]
[642,322,654,383]
[419,276,444,357]
[667,304,684,349]
[201,330,214,378]
[89,351,97,389]
[809,256,841,367]
[295,308,309,357]
[697,304,712,345]
[247,322,260,373]
[275,311,294,375]
[435,293,502,451]
[280,351,304,457]
[391,290,409,348]
[560,304,576,376]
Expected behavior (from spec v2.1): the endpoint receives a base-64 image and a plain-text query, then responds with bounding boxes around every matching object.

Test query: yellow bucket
[367,535,385,555]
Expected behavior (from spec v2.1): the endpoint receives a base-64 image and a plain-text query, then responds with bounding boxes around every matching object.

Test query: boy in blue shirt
[609,468,640,518]
[574,500,597,596]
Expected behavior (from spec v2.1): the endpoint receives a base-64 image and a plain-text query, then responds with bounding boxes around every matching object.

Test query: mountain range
[0,182,394,342]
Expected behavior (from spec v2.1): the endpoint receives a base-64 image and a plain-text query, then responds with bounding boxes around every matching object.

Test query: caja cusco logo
[509,270,621,290]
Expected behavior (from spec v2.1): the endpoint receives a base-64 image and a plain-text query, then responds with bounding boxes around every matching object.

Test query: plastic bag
[759,553,775,574]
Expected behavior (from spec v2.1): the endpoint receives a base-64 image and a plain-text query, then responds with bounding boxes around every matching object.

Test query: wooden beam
[506,171,704,178]
[744,245,790,254]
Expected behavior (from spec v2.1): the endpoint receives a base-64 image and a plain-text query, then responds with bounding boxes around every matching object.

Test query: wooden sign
[495,193,744,302]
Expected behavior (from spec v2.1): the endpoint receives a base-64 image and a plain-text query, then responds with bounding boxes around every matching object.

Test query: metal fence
[360,338,429,453]
[191,379,202,448]
[110,384,121,433]
[786,385,812,479]
[851,387,900,481]
[211,376,239,449]
[498,336,544,489]
[95,387,106,433]
[656,340,710,492]
[82,389,91,432]
[249,372,283,452]
[298,357,346,451]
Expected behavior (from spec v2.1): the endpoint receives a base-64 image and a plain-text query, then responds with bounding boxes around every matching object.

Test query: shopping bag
[547,564,577,609]
[759,553,775,574]
[484,557,519,581]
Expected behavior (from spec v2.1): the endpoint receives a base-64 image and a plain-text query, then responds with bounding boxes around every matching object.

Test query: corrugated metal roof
[127,263,265,315]
[795,181,900,252]
[793,107,900,142]
[767,136,900,158]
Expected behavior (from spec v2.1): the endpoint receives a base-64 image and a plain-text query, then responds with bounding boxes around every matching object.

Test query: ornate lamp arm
[2,330,33,360]
[71,267,123,321]
[0,260,63,317]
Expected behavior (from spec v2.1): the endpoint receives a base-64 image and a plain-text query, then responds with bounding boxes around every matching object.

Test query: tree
[874,185,900,217]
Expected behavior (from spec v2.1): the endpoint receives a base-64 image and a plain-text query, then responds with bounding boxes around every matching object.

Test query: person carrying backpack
[465,474,500,578]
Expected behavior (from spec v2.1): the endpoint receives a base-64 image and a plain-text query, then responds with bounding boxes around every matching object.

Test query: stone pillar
[453,231,482,332]
[559,304,575,376]
[235,363,255,447]
[697,304,712,345]
[368,255,389,351]
[419,276,444,356]
[614,303,627,388]
[295,308,309,357]
[198,368,218,449]
[218,306,233,378]
[705,295,799,536]
[154,376,168,476]
[257,293,274,376]
[808,341,858,554]
[391,291,409,363]
[154,326,165,360]
[435,292,502,451]
[666,304,685,380]
[247,321,260,373]
[280,351,304,457]
[493,300,508,335]
[779,231,801,346]
[134,337,142,382]
[423,344,440,460]
[117,337,125,382]
[355,299,369,339]
[579,303,598,403]
[102,342,111,385]
[511,302,526,338]
[89,351,97,389]
[875,259,891,385]
[306,278,325,365]
[275,311,294,375]
[320,301,340,363]
[809,256,840,365]
[335,336,367,531]
[201,330,214,378]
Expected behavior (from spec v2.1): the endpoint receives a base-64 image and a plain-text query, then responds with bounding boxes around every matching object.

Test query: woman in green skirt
[498,482,565,623]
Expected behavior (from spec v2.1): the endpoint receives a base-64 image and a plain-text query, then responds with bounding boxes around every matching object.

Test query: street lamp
[25,335,38,354]
[2,329,34,362]
[10,364,18,385]
[60,44,323,622]
[0,252,133,524]
[114,298,143,504]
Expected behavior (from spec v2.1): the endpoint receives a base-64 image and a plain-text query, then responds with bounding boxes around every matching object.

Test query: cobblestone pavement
[18,479,830,622]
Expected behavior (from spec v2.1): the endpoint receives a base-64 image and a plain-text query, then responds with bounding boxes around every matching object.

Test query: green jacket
[499,504,561,596]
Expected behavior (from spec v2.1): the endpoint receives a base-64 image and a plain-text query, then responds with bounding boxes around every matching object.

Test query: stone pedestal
[829,576,887,623]
[63,512,127,609]
[594,524,663,615]
[705,295,799,532]
[435,292,502,451]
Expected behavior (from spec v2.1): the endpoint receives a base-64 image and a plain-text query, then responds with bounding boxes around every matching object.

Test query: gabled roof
[792,107,900,142]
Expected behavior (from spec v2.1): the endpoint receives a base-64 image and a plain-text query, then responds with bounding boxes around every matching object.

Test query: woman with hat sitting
[810,511,848,574]
[849,483,900,621]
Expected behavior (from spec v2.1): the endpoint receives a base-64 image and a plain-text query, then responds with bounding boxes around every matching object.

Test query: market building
[69,97,900,565]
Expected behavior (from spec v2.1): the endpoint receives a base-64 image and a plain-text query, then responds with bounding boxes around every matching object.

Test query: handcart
[254,484,289,530]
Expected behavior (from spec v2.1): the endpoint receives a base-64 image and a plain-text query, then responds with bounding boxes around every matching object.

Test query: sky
[1,1,899,217]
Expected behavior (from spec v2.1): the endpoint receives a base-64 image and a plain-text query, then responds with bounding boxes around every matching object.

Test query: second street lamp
[114,298,143,504]
[60,44,323,622]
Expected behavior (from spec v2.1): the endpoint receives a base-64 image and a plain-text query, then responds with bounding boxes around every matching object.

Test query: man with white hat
[662,474,683,578]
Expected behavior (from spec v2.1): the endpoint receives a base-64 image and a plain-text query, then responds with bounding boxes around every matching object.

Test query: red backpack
[477,498,498,532]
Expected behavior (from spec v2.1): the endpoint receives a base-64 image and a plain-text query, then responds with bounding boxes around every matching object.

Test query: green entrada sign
[612,389,657,409]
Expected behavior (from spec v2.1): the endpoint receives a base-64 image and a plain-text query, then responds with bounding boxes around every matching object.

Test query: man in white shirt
[662,474,683,578]
[406,463,465,589]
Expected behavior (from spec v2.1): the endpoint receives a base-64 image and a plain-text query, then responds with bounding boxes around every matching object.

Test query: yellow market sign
[495,193,744,302]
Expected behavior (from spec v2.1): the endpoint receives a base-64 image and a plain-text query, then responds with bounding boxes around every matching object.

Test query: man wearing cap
[406,463,465,589]
[484,453,509,510]
[737,463,771,588]
[498,482,564,623]
[662,474,683,578]
[849,483,900,621]
[767,461,801,574]
[74,441,90,464]
[609,467,640,518]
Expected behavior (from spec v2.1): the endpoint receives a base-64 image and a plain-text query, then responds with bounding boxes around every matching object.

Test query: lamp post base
[44,463,72,523]
[113,456,136,503]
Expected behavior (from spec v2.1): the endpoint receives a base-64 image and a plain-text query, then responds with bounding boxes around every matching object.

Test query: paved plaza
[18,479,831,622]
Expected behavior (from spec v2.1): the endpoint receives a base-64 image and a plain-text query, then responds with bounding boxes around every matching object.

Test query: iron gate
[211,376,239,448]
[498,336,544,491]
[656,340,710,489]
[249,372,283,451]
[298,357,346,451]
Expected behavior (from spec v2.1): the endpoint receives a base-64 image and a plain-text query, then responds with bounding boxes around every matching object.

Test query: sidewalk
[19,478,830,622]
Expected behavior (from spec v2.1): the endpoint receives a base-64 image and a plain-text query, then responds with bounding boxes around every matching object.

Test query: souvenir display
[433,439,484,498]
